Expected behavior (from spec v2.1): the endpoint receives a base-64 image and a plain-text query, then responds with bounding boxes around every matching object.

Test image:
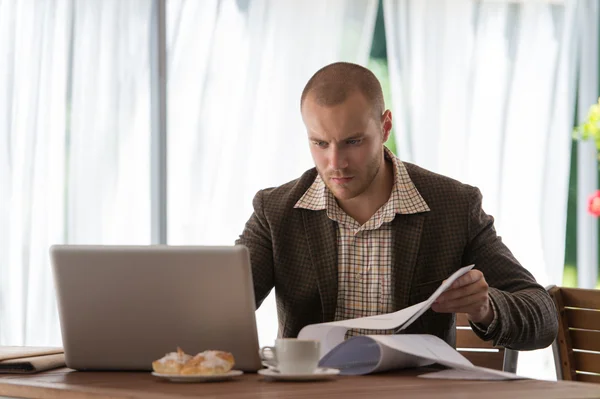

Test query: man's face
[301,91,391,201]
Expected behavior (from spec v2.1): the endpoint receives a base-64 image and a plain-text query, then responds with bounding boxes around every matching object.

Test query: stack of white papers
[298,265,525,381]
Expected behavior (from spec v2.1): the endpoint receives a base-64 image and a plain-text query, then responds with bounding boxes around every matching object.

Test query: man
[236,62,557,350]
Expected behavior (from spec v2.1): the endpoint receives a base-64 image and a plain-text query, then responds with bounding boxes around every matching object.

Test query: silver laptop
[50,245,262,372]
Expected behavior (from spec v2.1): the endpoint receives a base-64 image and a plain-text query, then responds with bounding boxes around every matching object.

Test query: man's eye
[313,141,328,148]
[347,139,362,145]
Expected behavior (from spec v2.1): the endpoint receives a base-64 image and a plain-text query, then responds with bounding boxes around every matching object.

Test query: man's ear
[381,110,393,142]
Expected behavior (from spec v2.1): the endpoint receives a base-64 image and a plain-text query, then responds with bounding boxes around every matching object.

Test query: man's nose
[330,147,348,171]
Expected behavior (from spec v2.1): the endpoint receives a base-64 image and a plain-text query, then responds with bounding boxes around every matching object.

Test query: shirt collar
[294,147,430,215]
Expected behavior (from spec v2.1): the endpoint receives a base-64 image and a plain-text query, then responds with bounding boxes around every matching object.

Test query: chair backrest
[455,313,518,372]
[548,286,600,383]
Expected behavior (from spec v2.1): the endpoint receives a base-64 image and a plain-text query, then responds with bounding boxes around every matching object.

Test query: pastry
[152,348,235,375]
[180,350,235,375]
[152,347,192,374]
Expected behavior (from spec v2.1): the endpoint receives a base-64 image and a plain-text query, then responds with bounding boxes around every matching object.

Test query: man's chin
[328,186,360,202]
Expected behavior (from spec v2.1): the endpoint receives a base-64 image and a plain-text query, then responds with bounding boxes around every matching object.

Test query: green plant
[573,97,600,217]
[571,98,600,287]
[573,97,600,151]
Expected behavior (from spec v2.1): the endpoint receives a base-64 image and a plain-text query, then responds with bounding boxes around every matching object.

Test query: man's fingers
[450,270,483,289]
[431,269,493,325]
[432,292,488,313]
[437,274,488,303]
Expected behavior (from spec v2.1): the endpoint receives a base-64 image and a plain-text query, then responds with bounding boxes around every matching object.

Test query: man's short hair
[300,62,385,118]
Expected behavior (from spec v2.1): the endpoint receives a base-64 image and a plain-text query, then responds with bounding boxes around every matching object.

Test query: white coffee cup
[260,339,321,374]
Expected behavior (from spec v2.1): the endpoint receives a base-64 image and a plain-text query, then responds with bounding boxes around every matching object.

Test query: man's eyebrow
[345,134,365,140]
[308,134,365,142]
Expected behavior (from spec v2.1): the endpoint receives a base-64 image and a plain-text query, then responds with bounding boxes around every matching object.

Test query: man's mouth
[331,177,354,184]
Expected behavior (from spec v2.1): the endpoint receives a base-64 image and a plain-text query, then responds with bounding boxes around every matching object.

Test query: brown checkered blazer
[236,162,558,350]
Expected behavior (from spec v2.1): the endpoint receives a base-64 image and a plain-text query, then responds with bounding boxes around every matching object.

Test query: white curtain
[0,0,70,346]
[67,1,152,246]
[0,0,152,345]
[166,0,378,347]
[0,0,377,347]
[384,0,585,380]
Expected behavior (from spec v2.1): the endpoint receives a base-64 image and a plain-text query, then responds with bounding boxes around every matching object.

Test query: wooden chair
[548,286,600,383]
[456,313,519,372]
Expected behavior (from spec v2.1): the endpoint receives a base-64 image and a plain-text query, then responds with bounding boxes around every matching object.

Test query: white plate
[258,368,340,382]
[152,370,243,383]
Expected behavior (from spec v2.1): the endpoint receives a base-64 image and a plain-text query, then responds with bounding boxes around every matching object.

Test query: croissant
[180,350,235,375]
[152,347,192,375]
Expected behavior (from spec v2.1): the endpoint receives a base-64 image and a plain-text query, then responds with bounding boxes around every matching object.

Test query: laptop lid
[50,245,262,372]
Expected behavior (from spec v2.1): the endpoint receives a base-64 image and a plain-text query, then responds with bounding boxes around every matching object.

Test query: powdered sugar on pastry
[201,351,232,369]
[180,350,235,375]
[153,348,235,375]
[152,347,192,374]
[157,349,192,364]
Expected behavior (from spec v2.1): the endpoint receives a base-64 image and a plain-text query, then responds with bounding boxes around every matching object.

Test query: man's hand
[431,270,494,327]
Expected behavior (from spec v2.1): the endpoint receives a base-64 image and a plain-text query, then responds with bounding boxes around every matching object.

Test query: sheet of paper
[418,368,526,380]
[317,333,523,378]
[298,264,475,357]
[310,264,474,331]
[399,264,474,330]
[296,324,348,358]
[372,335,524,380]
[319,335,435,375]
[319,334,483,376]
[319,301,425,330]
[371,334,474,369]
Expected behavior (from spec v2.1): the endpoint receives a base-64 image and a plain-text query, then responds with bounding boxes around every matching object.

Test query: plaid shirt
[294,147,430,336]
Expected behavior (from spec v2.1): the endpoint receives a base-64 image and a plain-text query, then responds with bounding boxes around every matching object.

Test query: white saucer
[152,370,243,383]
[258,368,340,381]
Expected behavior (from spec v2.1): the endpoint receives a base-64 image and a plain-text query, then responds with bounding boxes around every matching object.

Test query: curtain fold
[166,0,378,347]
[0,0,72,345]
[384,0,584,380]
[384,0,581,287]
[0,0,153,346]
[67,0,152,245]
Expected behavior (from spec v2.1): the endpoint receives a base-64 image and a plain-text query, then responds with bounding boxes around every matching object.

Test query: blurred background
[1,0,598,381]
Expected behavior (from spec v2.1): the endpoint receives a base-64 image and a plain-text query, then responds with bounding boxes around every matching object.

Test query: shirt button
[356,273,362,281]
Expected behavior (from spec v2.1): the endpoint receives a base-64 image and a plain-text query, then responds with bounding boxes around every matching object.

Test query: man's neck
[337,158,394,226]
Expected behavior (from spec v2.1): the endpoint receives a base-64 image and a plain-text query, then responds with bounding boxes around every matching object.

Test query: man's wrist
[470,297,495,327]
[470,297,499,336]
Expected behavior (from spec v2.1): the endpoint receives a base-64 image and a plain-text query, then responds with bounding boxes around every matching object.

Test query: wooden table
[0,368,598,399]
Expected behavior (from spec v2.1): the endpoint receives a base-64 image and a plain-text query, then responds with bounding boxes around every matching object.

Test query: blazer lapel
[391,213,426,310]
[301,209,338,322]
